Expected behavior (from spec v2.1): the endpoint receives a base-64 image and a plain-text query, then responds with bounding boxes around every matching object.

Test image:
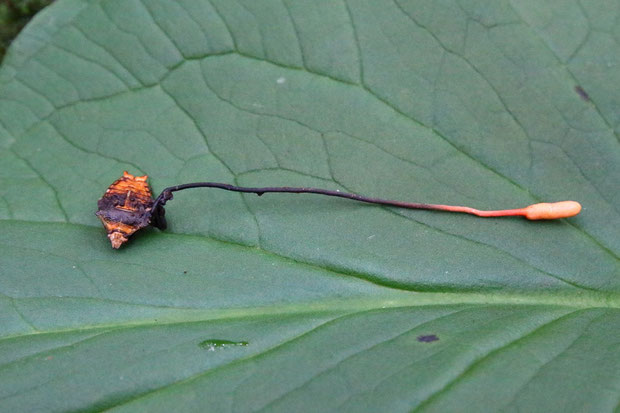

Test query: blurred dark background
[1,0,53,62]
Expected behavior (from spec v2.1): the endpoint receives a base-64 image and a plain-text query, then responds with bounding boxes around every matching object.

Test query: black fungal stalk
[149,181,582,231]
[149,182,445,230]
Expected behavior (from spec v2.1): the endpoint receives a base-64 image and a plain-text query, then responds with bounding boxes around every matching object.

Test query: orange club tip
[432,201,582,219]
[523,201,582,220]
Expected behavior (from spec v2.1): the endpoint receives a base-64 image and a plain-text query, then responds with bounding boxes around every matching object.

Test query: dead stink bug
[96,171,159,248]
[96,171,582,249]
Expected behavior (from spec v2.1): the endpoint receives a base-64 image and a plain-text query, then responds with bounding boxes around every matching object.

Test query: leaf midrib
[3,287,620,345]
[2,219,618,300]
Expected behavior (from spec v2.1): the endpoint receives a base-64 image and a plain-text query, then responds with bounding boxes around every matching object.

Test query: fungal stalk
[96,172,582,249]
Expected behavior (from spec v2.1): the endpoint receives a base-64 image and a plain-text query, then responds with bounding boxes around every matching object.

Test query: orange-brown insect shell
[96,171,154,248]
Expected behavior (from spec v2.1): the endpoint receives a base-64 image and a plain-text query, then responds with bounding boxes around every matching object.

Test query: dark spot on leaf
[199,339,249,351]
[417,334,439,343]
[575,85,590,101]
[183,270,187,274]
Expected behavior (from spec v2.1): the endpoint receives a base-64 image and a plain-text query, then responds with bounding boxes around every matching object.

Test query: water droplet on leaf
[199,339,249,351]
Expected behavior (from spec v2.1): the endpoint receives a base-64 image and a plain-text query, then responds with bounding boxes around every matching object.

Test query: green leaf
[0,0,619,411]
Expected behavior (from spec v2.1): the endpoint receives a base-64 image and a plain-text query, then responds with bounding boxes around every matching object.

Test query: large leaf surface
[0,0,619,411]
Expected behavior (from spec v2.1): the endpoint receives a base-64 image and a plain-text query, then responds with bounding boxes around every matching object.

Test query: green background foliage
[0,0,618,411]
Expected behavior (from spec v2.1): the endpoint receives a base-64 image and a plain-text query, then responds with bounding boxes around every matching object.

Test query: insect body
[95,171,155,249]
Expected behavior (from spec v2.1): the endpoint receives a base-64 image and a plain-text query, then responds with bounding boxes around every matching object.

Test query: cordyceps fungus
[96,171,582,249]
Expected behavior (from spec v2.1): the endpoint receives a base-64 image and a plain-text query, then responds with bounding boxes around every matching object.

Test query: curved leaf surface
[0,0,618,411]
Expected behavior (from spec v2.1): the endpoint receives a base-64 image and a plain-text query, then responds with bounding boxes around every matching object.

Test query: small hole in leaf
[575,85,590,101]
[417,334,439,343]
